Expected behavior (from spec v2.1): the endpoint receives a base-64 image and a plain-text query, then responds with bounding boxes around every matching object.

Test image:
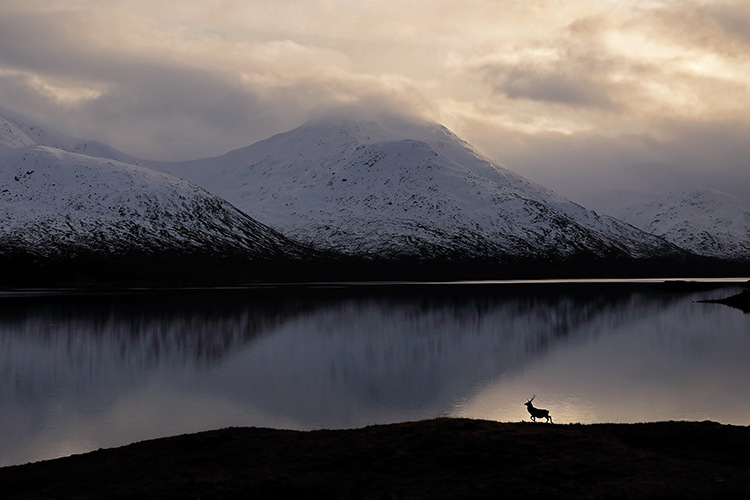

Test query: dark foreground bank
[2,418,749,499]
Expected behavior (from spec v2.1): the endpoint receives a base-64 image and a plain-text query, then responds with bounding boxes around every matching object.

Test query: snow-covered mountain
[0,110,141,165]
[590,188,750,261]
[0,112,315,284]
[154,115,682,264]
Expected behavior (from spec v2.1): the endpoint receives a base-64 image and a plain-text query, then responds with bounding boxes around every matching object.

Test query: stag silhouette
[524,395,552,423]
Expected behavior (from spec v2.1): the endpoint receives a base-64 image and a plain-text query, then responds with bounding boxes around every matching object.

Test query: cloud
[488,68,614,108]
[437,2,750,203]
[463,116,750,207]
[469,15,619,110]
[0,0,749,202]
[710,4,750,46]
[0,5,435,159]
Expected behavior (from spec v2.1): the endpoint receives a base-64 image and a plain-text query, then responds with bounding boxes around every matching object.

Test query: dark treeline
[1,246,746,288]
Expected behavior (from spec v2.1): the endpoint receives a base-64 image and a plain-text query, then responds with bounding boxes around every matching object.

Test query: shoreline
[2,418,749,498]
[1,276,747,298]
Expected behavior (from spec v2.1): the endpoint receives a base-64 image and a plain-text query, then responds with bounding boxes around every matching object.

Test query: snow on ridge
[155,116,680,260]
[0,109,141,165]
[0,144,304,260]
[0,116,36,150]
[593,188,750,260]
[0,108,695,266]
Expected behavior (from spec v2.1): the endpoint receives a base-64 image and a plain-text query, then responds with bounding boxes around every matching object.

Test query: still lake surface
[1,280,749,466]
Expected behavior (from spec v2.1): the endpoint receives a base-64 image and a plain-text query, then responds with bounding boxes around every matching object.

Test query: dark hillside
[2,419,749,499]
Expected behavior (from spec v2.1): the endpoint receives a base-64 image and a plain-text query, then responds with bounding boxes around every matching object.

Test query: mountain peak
[155,118,681,264]
[300,112,461,147]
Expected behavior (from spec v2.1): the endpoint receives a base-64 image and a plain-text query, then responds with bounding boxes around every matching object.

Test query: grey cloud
[72,69,433,160]
[474,2,750,116]
[0,64,280,160]
[0,11,407,159]
[623,2,750,61]
[484,65,614,108]
[0,7,437,160]
[475,22,620,110]
[2,0,749,207]
[710,5,750,46]
[0,73,56,110]
[0,61,432,161]
[0,11,120,82]
[468,119,750,206]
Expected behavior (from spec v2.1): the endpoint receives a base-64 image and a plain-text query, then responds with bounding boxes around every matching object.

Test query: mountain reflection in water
[0,283,748,466]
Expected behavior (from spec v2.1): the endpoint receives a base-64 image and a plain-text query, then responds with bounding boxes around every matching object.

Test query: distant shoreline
[1,276,748,295]
[2,418,749,499]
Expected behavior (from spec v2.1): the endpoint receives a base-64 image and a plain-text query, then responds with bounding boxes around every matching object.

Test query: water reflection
[0,284,748,466]
[457,290,750,425]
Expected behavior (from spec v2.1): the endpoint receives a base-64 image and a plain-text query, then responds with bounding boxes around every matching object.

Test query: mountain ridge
[153,115,686,266]
[591,188,750,262]
[0,113,322,285]
[3,109,744,284]
[0,110,141,165]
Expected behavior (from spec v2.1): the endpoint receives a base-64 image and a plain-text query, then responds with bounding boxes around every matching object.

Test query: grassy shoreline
[2,418,749,499]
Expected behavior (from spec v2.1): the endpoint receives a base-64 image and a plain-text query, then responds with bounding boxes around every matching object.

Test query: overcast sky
[1,0,749,206]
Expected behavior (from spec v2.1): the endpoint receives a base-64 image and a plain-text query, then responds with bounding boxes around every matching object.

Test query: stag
[524,395,552,423]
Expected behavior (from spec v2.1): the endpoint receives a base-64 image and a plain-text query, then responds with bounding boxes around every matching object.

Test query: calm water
[1,281,749,466]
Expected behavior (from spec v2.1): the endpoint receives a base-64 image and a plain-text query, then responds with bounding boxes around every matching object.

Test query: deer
[524,395,553,423]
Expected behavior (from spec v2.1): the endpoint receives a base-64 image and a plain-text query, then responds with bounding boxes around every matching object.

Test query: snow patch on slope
[591,188,750,261]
